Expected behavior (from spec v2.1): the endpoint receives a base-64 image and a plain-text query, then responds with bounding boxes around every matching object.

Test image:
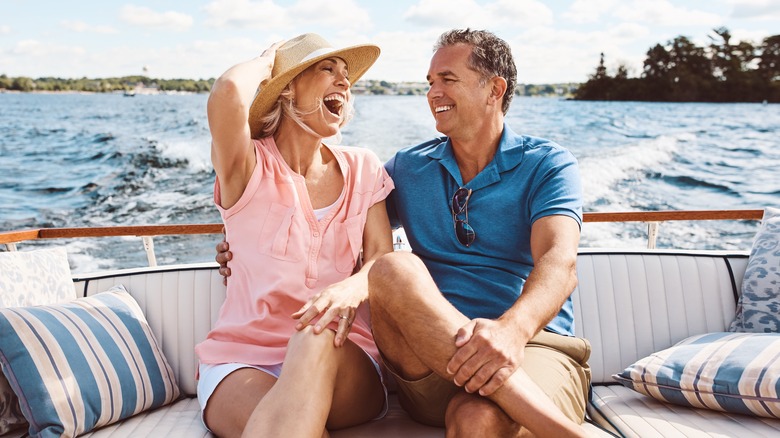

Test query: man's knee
[370,252,427,299]
[445,392,519,437]
[370,252,423,287]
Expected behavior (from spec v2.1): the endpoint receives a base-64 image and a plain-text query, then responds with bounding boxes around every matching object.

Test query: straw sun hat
[248,33,380,138]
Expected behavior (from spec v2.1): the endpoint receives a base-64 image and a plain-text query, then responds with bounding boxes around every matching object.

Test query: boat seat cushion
[75,394,612,438]
[613,332,780,419]
[730,206,780,333]
[0,285,180,437]
[590,385,780,438]
[0,247,76,434]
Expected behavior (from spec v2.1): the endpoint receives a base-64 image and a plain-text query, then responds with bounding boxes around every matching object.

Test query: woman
[195,33,393,437]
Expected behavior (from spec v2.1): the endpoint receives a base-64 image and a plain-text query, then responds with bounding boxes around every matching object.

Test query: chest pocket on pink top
[334,214,364,273]
[259,202,301,262]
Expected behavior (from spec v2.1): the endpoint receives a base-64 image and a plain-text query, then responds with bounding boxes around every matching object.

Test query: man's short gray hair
[434,29,517,115]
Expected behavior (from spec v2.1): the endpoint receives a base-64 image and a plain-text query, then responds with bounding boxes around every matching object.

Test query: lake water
[1,93,778,272]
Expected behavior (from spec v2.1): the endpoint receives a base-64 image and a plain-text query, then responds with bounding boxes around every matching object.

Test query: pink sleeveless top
[195,137,394,366]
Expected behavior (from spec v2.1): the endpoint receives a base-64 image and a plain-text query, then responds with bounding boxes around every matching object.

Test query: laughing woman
[195,34,393,438]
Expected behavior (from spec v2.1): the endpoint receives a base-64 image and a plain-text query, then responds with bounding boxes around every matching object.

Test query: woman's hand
[255,40,285,84]
[291,276,364,347]
[291,202,393,347]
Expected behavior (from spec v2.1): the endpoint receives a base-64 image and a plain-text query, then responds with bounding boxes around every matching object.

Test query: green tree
[574,53,614,100]
[11,77,35,91]
[758,35,780,82]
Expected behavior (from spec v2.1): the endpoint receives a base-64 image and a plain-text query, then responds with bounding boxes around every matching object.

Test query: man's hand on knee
[446,318,525,396]
[215,228,232,285]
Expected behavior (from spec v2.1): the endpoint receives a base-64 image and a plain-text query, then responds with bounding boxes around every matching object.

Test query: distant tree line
[575,27,780,102]
[0,75,214,93]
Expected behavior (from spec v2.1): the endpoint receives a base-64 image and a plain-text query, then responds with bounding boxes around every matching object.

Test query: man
[218,29,590,437]
[366,29,590,437]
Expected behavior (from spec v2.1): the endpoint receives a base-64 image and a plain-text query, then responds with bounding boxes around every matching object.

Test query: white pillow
[0,247,76,434]
[0,247,76,307]
[730,207,780,333]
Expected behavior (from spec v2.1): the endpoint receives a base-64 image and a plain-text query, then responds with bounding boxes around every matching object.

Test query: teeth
[324,94,345,103]
[323,94,344,116]
[435,105,453,113]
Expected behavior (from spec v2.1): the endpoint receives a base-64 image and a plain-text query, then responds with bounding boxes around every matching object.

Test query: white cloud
[120,5,193,31]
[367,29,443,82]
[202,0,287,28]
[563,0,619,24]
[3,40,89,77]
[61,20,118,34]
[0,25,10,35]
[288,0,372,31]
[728,0,780,20]
[404,0,553,28]
[9,40,86,57]
[615,0,722,27]
[202,0,371,32]
[729,27,777,45]
[610,22,651,40]
[509,23,655,83]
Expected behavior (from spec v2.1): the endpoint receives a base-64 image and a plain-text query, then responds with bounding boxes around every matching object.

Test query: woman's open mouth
[323,94,345,117]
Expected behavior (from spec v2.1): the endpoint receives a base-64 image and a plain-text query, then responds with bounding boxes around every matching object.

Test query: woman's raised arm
[208,41,284,208]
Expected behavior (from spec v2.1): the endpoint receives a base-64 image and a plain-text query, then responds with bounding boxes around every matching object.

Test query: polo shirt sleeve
[529,147,583,228]
[383,154,401,229]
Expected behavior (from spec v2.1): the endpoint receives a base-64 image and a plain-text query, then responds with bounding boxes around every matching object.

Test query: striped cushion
[0,285,181,436]
[613,332,780,418]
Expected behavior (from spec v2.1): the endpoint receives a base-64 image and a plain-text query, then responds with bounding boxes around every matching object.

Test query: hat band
[301,47,337,63]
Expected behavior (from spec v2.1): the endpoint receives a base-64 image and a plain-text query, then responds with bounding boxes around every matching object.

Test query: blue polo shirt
[385,124,583,336]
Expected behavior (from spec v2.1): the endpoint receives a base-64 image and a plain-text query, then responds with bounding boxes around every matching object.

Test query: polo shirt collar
[429,123,525,189]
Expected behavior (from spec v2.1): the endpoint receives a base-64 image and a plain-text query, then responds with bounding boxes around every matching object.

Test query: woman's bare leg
[204,368,277,438]
[242,325,384,437]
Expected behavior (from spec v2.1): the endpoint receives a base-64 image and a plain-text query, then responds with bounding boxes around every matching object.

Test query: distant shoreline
[0,89,200,95]
[0,75,580,98]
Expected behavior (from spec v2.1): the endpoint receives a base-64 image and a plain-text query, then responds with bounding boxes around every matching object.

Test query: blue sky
[1,0,779,84]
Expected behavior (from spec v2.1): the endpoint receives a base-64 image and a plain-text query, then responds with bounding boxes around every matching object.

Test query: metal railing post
[141,236,157,267]
[647,221,660,249]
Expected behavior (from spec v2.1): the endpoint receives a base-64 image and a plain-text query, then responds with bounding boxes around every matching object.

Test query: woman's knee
[288,325,336,355]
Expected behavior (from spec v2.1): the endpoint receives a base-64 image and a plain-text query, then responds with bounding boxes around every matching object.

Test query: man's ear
[488,76,508,106]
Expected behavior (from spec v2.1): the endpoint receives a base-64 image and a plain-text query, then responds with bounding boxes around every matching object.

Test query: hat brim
[248,43,380,139]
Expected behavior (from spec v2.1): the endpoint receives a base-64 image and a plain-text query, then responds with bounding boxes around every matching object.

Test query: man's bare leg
[368,252,586,437]
[445,392,522,438]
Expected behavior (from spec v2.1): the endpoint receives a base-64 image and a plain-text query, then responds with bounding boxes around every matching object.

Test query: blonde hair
[256,80,355,141]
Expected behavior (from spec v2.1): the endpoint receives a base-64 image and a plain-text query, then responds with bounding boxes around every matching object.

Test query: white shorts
[197,354,388,430]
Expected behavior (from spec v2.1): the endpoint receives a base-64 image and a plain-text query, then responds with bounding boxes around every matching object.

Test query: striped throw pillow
[614,332,780,418]
[0,285,181,436]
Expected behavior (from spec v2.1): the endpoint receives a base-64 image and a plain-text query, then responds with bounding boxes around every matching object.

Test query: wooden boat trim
[582,209,763,223]
[1,209,765,258]
[0,210,763,246]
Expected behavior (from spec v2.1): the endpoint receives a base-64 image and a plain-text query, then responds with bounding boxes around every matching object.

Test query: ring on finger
[338,315,352,326]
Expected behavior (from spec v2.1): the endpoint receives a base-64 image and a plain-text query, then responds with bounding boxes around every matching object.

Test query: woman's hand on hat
[254,40,285,83]
[261,40,285,58]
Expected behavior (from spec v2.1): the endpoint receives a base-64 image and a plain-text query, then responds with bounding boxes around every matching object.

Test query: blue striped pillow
[614,332,780,418]
[0,285,181,436]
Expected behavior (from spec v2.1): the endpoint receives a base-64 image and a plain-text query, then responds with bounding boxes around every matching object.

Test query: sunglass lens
[455,220,476,247]
[452,188,470,213]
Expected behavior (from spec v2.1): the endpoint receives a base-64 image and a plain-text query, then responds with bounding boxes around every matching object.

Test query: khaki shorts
[384,330,591,427]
